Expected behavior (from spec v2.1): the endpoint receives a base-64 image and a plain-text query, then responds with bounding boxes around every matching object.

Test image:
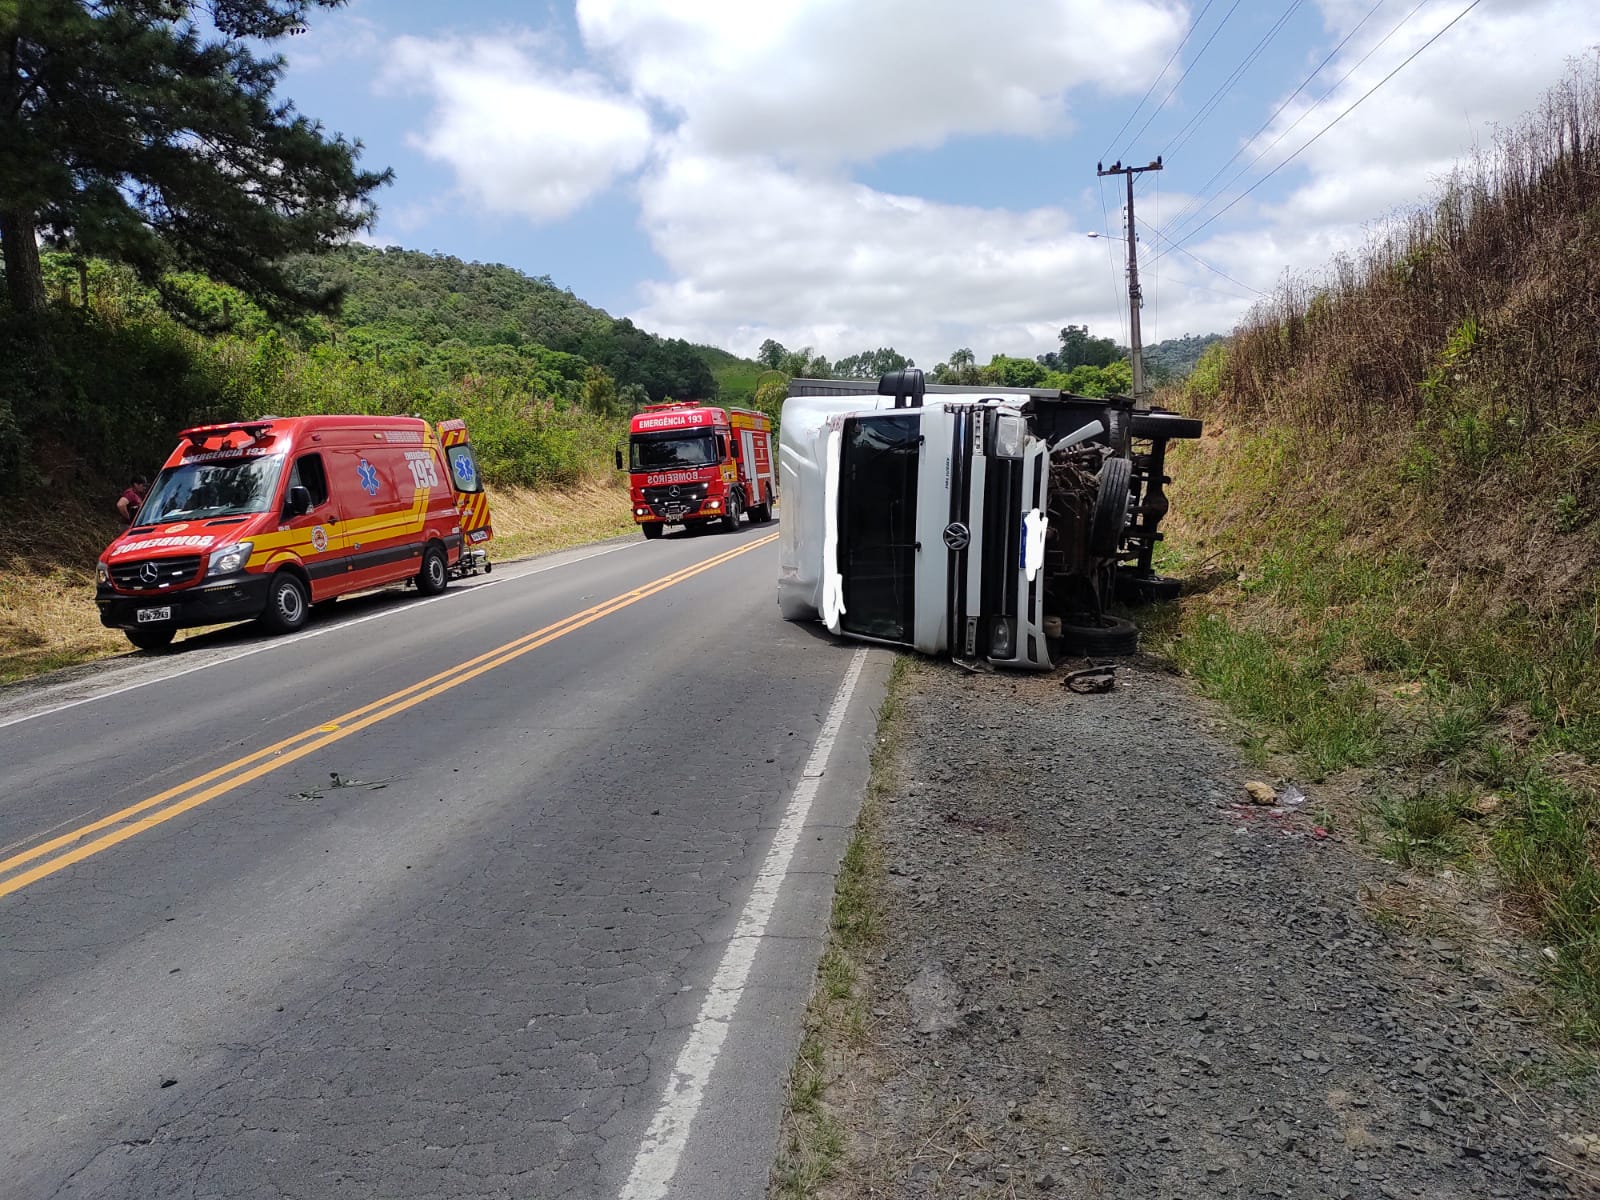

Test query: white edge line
[619,646,871,1200]
[0,539,640,733]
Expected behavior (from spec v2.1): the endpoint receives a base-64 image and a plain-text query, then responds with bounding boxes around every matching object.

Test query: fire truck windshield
[630,434,718,471]
[140,455,285,523]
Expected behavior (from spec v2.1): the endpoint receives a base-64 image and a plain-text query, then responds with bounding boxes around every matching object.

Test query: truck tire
[1090,456,1134,556]
[416,543,450,596]
[722,491,743,532]
[1058,614,1139,657]
[126,624,177,652]
[1115,571,1183,604]
[259,571,310,635]
[642,523,663,540]
[1130,411,1203,440]
[747,502,771,525]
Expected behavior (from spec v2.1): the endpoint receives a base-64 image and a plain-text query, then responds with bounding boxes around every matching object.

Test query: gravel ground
[802,657,1599,1199]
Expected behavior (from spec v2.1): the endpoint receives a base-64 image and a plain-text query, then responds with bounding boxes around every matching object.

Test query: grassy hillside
[1152,59,1600,1035]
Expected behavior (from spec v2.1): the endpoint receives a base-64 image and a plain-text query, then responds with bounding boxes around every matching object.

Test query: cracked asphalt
[0,526,889,1199]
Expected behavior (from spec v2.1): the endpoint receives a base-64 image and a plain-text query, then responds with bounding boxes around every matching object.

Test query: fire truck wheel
[642,523,663,540]
[722,492,743,531]
[747,502,771,525]
[416,543,450,596]
[259,571,310,634]
[125,624,176,652]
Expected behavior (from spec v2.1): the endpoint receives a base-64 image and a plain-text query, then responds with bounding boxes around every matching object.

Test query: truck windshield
[139,455,286,523]
[838,414,920,643]
[631,434,718,471]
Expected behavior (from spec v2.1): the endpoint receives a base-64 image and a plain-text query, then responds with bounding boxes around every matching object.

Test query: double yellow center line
[0,534,778,901]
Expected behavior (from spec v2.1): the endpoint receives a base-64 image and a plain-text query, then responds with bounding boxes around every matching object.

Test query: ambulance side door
[283,451,348,600]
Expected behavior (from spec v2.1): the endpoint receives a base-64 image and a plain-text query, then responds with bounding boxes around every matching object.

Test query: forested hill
[289,245,719,406]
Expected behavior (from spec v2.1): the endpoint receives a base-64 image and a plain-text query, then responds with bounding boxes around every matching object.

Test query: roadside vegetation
[1149,56,1600,1037]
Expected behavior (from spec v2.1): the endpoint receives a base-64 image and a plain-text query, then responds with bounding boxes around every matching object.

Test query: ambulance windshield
[141,454,285,523]
[630,434,718,471]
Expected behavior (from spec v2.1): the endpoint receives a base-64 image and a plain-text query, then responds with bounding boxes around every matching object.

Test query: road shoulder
[772,656,1598,1198]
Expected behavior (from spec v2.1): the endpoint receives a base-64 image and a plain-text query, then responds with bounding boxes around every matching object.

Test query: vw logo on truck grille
[139,561,161,585]
[942,522,971,551]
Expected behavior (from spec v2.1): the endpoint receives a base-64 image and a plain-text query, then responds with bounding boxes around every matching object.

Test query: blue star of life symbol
[357,458,381,496]
[453,454,476,486]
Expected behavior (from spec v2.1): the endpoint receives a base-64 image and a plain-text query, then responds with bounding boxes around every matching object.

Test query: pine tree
[0,1,390,318]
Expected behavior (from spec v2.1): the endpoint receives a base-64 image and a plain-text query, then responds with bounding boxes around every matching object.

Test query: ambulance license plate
[136,606,172,624]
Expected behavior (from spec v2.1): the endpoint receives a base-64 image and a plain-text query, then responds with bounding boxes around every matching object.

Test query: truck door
[836,413,921,643]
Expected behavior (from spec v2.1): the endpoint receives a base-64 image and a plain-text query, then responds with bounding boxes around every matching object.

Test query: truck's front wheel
[722,492,743,531]
[642,523,663,540]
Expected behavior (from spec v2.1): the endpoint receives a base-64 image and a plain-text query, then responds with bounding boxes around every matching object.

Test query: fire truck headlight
[634,507,649,516]
[208,541,254,576]
[707,500,721,510]
[96,561,110,586]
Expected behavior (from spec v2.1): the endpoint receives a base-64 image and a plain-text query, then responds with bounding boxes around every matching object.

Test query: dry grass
[0,477,636,686]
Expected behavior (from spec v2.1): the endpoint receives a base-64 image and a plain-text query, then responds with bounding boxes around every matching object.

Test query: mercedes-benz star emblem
[942,522,971,551]
[668,485,681,498]
[138,561,160,584]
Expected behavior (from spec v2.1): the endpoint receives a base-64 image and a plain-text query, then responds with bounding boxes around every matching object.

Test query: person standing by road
[117,476,148,526]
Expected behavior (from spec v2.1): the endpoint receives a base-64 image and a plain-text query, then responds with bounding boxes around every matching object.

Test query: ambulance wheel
[642,523,663,540]
[125,624,176,652]
[722,492,743,532]
[416,543,450,596]
[259,572,310,634]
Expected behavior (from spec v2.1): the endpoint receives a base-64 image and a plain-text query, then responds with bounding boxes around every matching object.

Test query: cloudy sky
[278,0,1600,366]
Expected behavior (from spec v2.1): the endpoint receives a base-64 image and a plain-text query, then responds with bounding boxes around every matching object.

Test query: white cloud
[1163,0,1600,304]
[577,0,1186,163]
[386,35,654,223]
[627,151,1249,366]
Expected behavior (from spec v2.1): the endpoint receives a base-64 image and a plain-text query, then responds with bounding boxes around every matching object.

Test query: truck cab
[778,370,1197,668]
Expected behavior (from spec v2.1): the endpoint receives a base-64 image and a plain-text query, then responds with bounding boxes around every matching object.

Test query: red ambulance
[621,403,777,538]
[96,414,491,650]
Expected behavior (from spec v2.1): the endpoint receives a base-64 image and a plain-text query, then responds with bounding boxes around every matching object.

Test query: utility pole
[1096,156,1162,409]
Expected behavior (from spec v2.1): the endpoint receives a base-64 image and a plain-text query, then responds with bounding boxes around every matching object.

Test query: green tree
[833,347,907,379]
[1049,324,1122,370]
[0,1,390,317]
[757,338,787,369]
[981,354,1047,388]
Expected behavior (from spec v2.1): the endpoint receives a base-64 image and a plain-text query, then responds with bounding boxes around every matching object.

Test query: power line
[1120,0,1245,162]
[1158,0,1389,241]
[1155,0,1485,262]
[1139,218,1266,298]
[1165,0,1430,245]
[1161,0,1307,163]
[1100,0,1220,163]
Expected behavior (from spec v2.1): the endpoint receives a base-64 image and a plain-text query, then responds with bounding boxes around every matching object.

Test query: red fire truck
[620,403,777,538]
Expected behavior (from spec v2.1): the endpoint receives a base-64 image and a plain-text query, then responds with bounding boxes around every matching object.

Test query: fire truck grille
[643,484,709,505]
[110,556,203,590]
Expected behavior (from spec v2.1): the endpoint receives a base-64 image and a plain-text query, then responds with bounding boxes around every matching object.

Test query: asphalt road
[0,523,890,1200]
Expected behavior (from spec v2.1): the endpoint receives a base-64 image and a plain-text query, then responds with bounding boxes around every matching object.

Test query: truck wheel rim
[278,583,303,622]
[428,555,445,587]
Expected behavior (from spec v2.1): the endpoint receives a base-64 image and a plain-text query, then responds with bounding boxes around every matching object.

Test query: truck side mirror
[286,485,313,516]
[615,448,624,471]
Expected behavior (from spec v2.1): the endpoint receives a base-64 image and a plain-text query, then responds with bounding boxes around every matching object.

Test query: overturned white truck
[777,369,1200,668]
